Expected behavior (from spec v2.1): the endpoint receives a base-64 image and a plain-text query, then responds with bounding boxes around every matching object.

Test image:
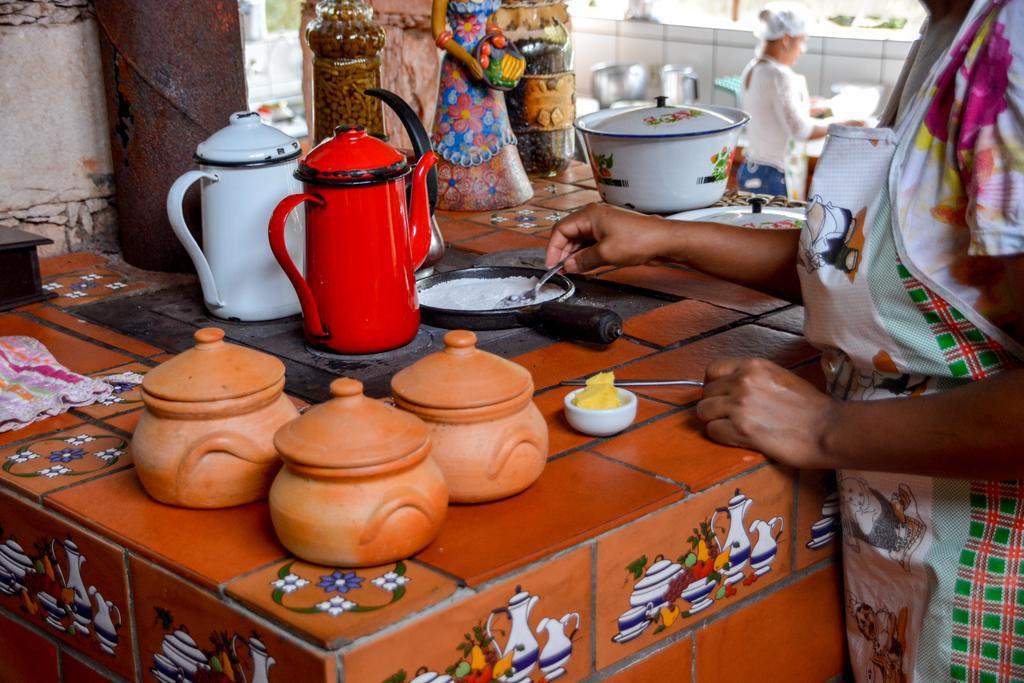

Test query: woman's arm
[431,0,484,79]
[696,256,1024,479]
[546,203,804,302]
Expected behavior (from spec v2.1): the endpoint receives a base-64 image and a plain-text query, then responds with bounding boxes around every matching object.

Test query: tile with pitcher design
[0,425,131,499]
[0,489,134,678]
[226,558,458,649]
[131,556,334,683]
[594,465,794,669]
[795,470,840,570]
[343,547,593,683]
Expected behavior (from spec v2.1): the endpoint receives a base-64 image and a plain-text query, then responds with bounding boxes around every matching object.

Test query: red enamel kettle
[269,118,436,355]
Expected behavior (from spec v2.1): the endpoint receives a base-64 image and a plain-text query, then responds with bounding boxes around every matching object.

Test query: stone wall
[0,0,116,256]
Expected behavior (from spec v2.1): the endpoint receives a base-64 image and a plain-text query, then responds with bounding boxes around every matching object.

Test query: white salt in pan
[418,276,565,311]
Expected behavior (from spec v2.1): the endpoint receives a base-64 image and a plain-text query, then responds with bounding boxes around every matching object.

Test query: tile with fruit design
[131,556,333,683]
[0,489,134,678]
[594,465,794,669]
[343,547,593,683]
[226,558,458,649]
[0,425,131,499]
[74,363,148,421]
[42,268,148,308]
[795,470,839,571]
[463,207,568,232]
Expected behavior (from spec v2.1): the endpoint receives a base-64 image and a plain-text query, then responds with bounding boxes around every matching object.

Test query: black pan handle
[520,302,623,345]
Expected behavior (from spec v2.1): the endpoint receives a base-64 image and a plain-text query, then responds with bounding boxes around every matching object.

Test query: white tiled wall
[572,17,913,103]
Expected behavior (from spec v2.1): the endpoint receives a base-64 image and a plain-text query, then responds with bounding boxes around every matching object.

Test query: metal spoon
[559,379,705,387]
[499,253,574,307]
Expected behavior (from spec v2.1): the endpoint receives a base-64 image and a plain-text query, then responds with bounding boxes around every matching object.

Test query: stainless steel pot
[660,65,699,105]
[591,62,649,109]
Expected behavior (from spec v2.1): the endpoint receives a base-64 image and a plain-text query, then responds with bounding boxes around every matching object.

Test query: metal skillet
[416,267,623,345]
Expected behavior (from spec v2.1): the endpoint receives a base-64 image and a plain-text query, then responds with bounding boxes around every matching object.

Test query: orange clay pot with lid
[269,377,448,567]
[132,328,299,508]
[390,330,548,503]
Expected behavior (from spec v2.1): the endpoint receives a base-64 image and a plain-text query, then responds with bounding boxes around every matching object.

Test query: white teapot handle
[166,170,224,309]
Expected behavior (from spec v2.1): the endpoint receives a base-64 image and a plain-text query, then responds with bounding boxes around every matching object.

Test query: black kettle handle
[364,88,437,213]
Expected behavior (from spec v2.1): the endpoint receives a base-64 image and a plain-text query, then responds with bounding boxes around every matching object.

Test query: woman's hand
[545,203,671,273]
[464,56,485,81]
[696,358,838,469]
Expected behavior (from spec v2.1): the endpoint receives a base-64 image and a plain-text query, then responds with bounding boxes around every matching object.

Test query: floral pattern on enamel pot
[383,584,584,683]
[0,491,134,677]
[595,466,793,669]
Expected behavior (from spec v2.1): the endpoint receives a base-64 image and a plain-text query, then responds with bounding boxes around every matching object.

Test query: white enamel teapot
[167,111,305,321]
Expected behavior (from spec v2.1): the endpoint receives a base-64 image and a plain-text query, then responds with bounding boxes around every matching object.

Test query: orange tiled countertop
[0,165,846,682]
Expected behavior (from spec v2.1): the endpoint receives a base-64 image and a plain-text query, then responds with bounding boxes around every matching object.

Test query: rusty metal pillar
[94,0,248,272]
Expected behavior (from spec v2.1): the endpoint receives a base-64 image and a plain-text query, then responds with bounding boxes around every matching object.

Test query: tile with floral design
[594,465,794,669]
[42,269,148,308]
[131,556,334,683]
[533,190,603,212]
[227,558,457,649]
[343,547,593,683]
[0,489,135,678]
[75,363,148,421]
[0,413,83,450]
[463,206,568,232]
[530,180,584,199]
[795,470,840,570]
[0,425,131,499]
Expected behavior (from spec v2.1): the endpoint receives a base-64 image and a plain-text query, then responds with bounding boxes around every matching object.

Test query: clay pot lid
[274,378,429,469]
[390,330,533,410]
[142,328,284,402]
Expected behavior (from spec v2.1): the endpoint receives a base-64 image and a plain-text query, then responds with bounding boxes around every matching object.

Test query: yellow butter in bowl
[572,372,623,409]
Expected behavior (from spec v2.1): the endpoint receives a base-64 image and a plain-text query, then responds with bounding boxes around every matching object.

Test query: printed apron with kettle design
[796,1,1024,679]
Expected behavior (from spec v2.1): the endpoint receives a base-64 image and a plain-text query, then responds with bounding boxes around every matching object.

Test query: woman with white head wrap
[738,2,827,198]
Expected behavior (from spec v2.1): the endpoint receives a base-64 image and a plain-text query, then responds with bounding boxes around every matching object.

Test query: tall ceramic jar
[132,328,299,508]
[306,0,387,142]
[270,378,448,567]
[390,330,548,503]
[496,0,575,176]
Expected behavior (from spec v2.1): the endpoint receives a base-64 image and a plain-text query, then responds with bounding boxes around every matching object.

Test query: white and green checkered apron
[797,5,1024,676]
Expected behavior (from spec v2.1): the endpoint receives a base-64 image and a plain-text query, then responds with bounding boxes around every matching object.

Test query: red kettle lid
[296,125,409,185]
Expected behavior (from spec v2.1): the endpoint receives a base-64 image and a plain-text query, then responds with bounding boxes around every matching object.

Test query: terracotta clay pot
[390,330,548,503]
[270,378,448,567]
[132,328,298,508]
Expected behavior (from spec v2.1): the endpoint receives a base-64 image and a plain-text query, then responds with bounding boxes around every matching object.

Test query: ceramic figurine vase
[132,328,298,508]
[390,330,548,503]
[430,0,533,210]
[306,0,387,141]
[269,378,448,567]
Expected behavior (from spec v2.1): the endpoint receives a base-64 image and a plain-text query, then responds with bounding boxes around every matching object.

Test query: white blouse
[739,57,816,170]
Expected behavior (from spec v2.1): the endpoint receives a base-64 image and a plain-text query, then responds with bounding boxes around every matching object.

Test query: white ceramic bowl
[564,388,638,437]
[576,101,749,214]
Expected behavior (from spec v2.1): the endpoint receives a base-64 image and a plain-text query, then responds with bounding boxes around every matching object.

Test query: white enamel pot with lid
[576,96,749,213]
[166,111,305,322]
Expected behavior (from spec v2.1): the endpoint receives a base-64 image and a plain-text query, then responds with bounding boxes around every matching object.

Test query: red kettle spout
[408,151,438,270]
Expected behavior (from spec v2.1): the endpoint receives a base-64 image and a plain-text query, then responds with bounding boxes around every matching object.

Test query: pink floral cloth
[0,336,113,432]
[893,0,1024,353]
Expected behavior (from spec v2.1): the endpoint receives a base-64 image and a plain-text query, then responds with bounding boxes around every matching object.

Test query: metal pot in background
[591,62,649,109]
[660,65,699,105]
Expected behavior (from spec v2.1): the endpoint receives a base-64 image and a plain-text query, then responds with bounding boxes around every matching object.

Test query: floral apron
[797,2,1024,680]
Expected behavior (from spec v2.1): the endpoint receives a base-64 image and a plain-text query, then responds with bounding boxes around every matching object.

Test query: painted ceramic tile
[602,636,692,683]
[344,548,593,683]
[0,613,60,683]
[76,363,149,420]
[226,558,457,648]
[468,207,568,231]
[131,556,333,683]
[0,490,134,678]
[795,470,840,570]
[0,425,131,498]
[530,181,581,199]
[595,466,794,669]
[43,268,148,308]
